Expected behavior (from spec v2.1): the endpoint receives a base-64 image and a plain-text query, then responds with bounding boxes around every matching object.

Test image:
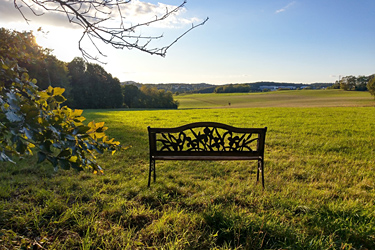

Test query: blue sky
[1,0,375,84]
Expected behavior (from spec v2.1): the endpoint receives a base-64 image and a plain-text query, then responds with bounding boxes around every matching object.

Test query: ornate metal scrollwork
[156,126,258,152]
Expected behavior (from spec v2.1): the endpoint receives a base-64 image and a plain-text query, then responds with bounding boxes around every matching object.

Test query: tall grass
[1,103,375,248]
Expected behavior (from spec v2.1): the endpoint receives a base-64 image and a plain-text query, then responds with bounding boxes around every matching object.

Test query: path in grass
[175,89,375,109]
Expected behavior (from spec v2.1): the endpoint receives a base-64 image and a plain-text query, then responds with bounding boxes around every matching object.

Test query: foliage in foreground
[0,28,123,171]
[1,107,374,249]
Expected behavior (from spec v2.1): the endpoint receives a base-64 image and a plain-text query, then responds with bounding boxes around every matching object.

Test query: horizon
[125,81,334,86]
[1,0,374,84]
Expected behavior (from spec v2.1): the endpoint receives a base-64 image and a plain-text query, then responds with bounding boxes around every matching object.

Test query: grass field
[1,90,375,249]
[175,89,375,109]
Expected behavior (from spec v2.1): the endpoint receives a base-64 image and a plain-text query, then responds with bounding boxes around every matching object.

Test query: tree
[328,81,340,89]
[122,84,142,108]
[67,58,123,109]
[368,75,375,98]
[122,84,178,108]
[1,28,123,171]
[14,0,208,61]
[340,76,356,91]
[355,75,369,91]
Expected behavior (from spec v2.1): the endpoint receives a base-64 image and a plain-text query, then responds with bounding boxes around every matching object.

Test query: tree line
[328,75,375,94]
[1,28,179,109]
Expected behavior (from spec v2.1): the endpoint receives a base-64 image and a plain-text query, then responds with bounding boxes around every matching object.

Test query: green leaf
[0,152,16,164]
[40,141,53,153]
[57,149,71,158]
[47,156,58,170]
[92,145,104,154]
[59,159,70,170]
[70,162,83,171]
[54,95,67,103]
[37,152,46,163]
[5,111,23,122]
[66,134,76,141]
[16,140,26,154]
[25,110,39,121]
[74,126,90,135]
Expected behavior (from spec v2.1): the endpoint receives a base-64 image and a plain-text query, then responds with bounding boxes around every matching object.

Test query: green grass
[1,91,375,249]
[175,89,375,109]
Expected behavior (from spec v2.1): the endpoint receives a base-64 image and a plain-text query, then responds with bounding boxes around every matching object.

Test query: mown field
[175,89,374,109]
[1,90,375,249]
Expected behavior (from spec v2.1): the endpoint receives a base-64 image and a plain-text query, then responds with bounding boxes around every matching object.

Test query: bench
[148,122,267,188]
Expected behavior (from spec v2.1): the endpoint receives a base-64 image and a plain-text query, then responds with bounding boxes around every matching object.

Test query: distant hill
[121,82,216,93]
[121,81,334,94]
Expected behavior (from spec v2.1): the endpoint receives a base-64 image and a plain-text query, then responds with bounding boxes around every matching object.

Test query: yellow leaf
[95,132,106,139]
[27,148,33,155]
[47,86,54,94]
[69,156,78,163]
[38,92,50,100]
[72,109,83,117]
[95,122,105,128]
[22,73,29,81]
[52,87,65,96]
[74,116,86,122]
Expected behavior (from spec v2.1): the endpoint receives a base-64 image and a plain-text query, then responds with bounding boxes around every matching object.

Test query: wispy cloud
[119,0,202,29]
[275,1,297,14]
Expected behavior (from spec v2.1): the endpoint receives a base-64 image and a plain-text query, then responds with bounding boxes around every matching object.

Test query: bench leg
[257,159,265,189]
[148,159,155,187]
[153,160,156,184]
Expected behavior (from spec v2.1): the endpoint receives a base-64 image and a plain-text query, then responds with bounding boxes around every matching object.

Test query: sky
[1,0,375,85]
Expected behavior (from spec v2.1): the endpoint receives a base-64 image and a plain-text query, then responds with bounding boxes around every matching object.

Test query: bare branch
[14,0,208,61]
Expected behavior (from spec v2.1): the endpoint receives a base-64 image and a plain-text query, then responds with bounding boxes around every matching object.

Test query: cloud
[0,0,20,22]
[275,1,296,14]
[118,0,202,29]
[0,0,200,30]
[0,0,79,29]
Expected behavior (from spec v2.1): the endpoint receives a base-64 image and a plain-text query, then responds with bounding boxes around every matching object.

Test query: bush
[0,28,123,171]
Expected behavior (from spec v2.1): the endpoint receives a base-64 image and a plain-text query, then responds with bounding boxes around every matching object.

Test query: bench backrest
[148,122,267,159]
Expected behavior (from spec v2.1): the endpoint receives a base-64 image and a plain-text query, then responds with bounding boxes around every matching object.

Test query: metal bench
[148,122,267,188]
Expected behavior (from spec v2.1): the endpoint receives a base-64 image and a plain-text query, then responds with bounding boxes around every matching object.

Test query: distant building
[259,86,279,91]
[259,85,309,91]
